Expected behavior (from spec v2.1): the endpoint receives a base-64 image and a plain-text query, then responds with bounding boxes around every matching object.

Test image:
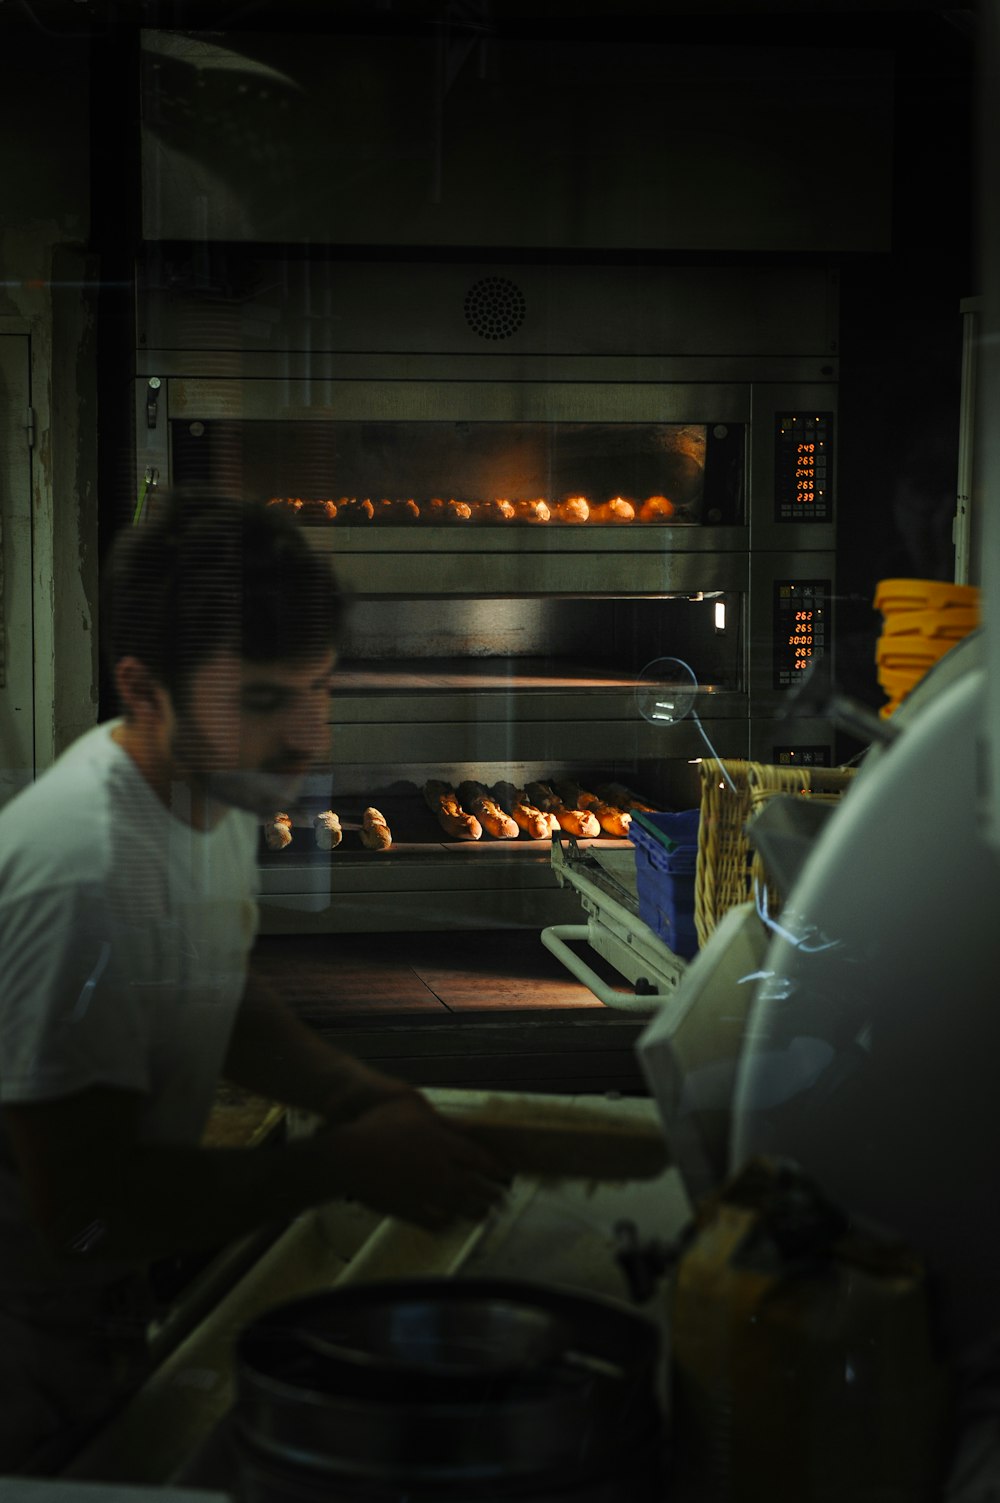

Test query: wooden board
[432,1089,669,1181]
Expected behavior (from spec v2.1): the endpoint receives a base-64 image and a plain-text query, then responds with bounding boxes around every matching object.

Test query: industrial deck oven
[134,255,838,933]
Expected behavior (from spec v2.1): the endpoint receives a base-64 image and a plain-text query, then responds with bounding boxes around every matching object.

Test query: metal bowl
[235,1276,663,1486]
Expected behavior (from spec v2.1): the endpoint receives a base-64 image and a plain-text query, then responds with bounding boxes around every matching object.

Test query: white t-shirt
[0,719,260,1300]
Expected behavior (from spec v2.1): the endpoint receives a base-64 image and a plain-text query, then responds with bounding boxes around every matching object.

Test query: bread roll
[638,494,676,522]
[339,498,375,525]
[377,498,420,524]
[265,813,293,850]
[513,499,551,523]
[589,496,635,524]
[553,494,590,524]
[314,810,342,850]
[473,498,515,524]
[359,806,392,851]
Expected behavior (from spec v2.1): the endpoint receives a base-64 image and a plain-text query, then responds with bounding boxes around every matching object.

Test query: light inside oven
[171,418,745,527]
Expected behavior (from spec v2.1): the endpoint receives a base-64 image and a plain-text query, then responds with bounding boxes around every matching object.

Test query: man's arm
[222,970,417,1123]
[2,1084,507,1268]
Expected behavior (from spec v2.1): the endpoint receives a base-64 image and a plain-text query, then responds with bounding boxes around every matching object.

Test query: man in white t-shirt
[0,493,506,1473]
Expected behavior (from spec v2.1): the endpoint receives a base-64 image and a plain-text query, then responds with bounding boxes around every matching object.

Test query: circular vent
[464,276,526,341]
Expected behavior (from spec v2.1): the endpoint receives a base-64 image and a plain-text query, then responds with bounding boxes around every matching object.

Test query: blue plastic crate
[631,837,700,960]
[628,809,700,875]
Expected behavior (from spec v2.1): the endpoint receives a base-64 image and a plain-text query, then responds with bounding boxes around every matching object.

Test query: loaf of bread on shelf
[589,496,635,524]
[359,806,392,851]
[594,781,659,814]
[638,494,676,522]
[493,782,557,839]
[513,499,551,523]
[553,494,590,523]
[377,498,420,524]
[457,780,519,839]
[553,781,632,838]
[525,780,600,839]
[265,812,293,850]
[423,779,483,841]
[313,810,342,850]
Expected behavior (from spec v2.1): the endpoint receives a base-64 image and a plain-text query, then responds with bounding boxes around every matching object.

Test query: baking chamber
[134,257,838,932]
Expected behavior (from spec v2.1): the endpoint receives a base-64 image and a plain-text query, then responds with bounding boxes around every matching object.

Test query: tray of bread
[259,777,659,861]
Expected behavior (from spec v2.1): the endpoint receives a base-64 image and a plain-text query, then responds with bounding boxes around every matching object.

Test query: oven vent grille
[464,276,526,341]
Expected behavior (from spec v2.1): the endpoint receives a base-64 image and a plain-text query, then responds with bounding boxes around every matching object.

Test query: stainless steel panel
[312,527,749,557]
[167,377,751,425]
[140,349,838,386]
[321,547,747,597]
[139,262,838,360]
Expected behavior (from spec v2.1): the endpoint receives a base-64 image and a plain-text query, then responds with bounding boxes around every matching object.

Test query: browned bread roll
[359,806,392,851]
[553,494,590,523]
[265,813,293,850]
[589,496,635,524]
[638,494,676,522]
[513,499,551,523]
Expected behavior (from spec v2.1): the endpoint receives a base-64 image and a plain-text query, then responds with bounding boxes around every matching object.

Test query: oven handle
[540,925,660,1012]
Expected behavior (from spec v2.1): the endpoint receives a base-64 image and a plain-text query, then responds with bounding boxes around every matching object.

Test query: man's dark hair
[102,492,346,703]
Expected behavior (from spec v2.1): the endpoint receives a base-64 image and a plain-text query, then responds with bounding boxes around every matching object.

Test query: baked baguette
[577,792,632,838]
[594,781,659,814]
[553,781,632,838]
[423,780,482,841]
[457,781,518,839]
[265,812,293,850]
[359,806,392,851]
[493,782,556,840]
[525,780,600,839]
[314,809,342,849]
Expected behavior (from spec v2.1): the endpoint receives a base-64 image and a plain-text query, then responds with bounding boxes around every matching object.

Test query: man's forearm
[224,972,415,1122]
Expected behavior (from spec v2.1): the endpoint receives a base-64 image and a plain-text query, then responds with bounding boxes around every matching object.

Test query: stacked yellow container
[873,578,981,717]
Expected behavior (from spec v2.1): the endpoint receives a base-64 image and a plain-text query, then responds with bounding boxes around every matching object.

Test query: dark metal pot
[233,1277,665,1500]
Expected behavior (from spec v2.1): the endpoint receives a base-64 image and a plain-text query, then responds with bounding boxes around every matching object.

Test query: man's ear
[113,657,171,725]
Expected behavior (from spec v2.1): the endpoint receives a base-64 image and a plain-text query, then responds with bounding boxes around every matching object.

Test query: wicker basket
[694,759,857,947]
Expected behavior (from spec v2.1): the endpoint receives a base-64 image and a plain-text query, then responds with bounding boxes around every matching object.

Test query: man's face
[167,648,337,816]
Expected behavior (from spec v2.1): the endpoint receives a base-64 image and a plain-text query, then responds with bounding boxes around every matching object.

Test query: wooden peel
[433,1092,670,1182]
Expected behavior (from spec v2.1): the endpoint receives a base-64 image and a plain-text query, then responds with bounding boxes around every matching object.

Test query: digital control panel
[774,579,828,689]
[775,413,833,522]
[772,745,832,768]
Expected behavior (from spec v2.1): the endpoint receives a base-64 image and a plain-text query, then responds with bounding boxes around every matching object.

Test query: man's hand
[313,1095,509,1231]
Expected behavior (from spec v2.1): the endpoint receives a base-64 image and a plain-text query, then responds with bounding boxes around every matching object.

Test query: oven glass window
[170,419,745,526]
